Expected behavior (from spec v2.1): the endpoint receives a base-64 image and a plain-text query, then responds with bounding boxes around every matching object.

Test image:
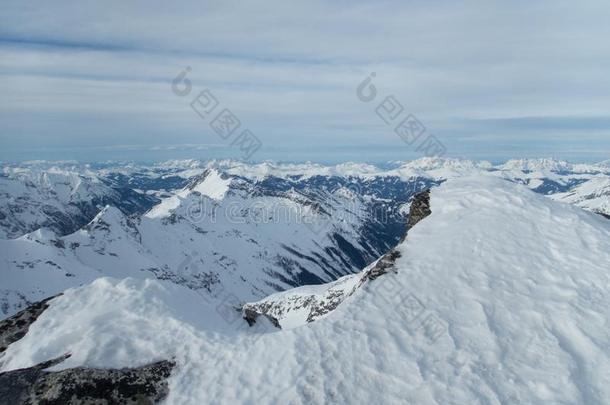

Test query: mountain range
[1,158,609,318]
[1,165,608,404]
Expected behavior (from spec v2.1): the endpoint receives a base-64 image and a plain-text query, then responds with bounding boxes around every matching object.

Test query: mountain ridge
[2,176,609,404]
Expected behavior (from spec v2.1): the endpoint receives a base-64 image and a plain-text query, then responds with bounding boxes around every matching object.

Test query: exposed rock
[364,189,431,281]
[304,288,350,323]
[0,294,60,353]
[243,307,281,329]
[243,247,403,328]
[242,189,433,329]
[242,277,358,329]
[597,211,610,220]
[0,355,174,405]
[1,296,175,404]
[361,249,402,281]
[405,189,431,233]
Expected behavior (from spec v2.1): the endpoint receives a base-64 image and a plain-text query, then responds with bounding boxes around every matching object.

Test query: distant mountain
[2,176,609,404]
[0,165,158,239]
[0,158,608,318]
[0,166,436,316]
[497,157,607,173]
[551,176,610,218]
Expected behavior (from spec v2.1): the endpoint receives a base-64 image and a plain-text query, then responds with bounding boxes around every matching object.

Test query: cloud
[1,0,609,162]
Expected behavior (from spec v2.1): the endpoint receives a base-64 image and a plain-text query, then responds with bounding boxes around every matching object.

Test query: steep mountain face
[0,296,175,403]
[0,354,174,404]
[0,167,436,316]
[1,158,609,319]
[2,158,608,242]
[498,158,576,172]
[551,176,610,218]
[242,190,432,329]
[0,165,158,239]
[2,177,609,404]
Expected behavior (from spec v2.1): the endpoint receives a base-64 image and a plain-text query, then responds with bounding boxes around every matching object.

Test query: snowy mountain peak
[241,189,432,329]
[399,157,491,171]
[205,160,382,180]
[82,205,137,238]
[87,205,122,225]
[595,159,610,170]
[552,176,610,218]
[3,176,609,404]
[144,169,232,219]
[19,228,59,244]
[498,158,573,172]
[185,169,232,200]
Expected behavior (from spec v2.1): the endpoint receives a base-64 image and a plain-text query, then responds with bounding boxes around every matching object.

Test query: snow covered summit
[2,176,609,404]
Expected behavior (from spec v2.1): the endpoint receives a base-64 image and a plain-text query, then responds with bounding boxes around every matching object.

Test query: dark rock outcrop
[243,307,281,329]
[406,189,431,233]
[361,249,402,281]
[0,294,60,353]
[365,189,431,280]
[242,189,433,328]
[0,296,175,404]
[0,355,174,405]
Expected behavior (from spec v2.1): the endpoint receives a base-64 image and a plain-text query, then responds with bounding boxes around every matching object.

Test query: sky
[1,0,610,164]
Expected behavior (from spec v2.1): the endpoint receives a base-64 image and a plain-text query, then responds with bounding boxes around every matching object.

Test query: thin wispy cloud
[1,0,609,162]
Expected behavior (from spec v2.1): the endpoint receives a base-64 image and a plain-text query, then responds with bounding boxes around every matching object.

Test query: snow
[498,158,574,172]
[0,164,125,238]
[209,158,493,181]
[2,176,610,404]
[397,157,492,173]
[497,158,607,175]
[189,169,231,200]
[3,157,608,240]
[244,270,364,329]
[3,161,403,317]
[144,195,182,219]
[551,176,610,216]
[144,170,230,218]
[174,168,206,179]
[0,232,103,314]
[213,160,384,180]
[20,227,58,243]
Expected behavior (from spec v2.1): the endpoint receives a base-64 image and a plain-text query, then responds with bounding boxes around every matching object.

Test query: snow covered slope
[3,176,609,404]
[2,158,608,240]
[0,168,435,316]
[2,158,609,319]
[551,176,610,218]
[0,165,157,239]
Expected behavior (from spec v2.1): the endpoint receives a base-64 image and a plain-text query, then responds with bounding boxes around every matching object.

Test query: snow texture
[2,176,610,404]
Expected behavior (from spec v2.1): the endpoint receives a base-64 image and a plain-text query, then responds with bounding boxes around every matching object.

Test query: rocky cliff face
[3,175,610,404]
[0,166,158,239]
[0,296,174,405]
[0,355,174,405]
[0,295,60,353]
[406,189,431,231]
[241,189,432,329]
[3,182,435,402]
[4,159,609,321]
[1,168,436,318]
